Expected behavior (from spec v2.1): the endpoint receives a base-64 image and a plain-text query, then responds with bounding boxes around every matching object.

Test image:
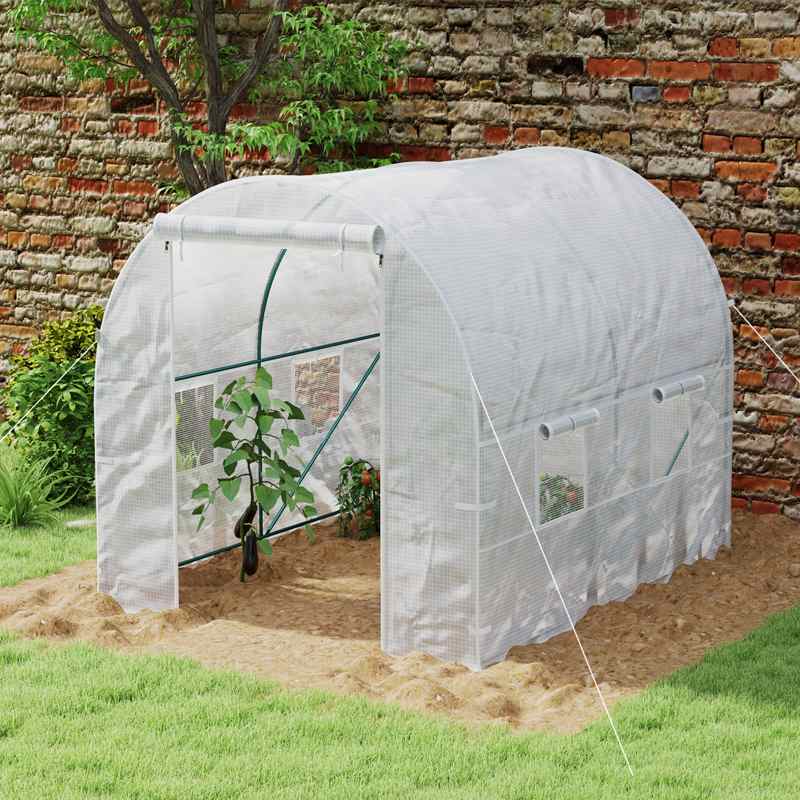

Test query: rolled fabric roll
[539,408,600,440]
[653,375,705,404]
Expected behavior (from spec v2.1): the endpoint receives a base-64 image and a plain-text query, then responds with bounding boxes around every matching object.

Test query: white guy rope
[0,341,96,446]
[469,373,634,777]
[730,301,800,388]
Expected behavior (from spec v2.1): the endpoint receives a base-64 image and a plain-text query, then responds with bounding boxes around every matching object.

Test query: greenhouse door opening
[171,229,383,571]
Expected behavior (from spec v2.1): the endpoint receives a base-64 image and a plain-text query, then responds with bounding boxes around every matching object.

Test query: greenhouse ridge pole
[469,373,634,777]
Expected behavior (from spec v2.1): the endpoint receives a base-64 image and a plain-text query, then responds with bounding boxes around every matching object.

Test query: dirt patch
[1,511,799,734]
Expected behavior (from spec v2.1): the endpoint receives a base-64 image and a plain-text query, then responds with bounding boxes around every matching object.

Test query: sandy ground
[1,511,800,734]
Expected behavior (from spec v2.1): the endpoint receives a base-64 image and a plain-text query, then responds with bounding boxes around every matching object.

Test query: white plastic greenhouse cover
[96,147,732,670]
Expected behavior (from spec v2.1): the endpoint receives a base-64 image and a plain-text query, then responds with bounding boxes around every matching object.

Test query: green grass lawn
[0,504,95,587]
[0,604,798,799]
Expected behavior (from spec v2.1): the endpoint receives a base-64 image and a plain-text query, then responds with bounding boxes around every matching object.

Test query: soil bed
[1,511,799,733]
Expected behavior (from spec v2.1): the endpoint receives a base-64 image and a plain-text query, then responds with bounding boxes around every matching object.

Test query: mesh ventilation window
[175,384,214,472]
[293,355,341,430]
[537,429,585,525]
[652,394,691,479]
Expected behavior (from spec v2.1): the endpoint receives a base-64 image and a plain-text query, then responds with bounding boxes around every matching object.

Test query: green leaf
[253,386,271,408]
[221,380,236,396]
[191,483,210,500]
[255,366,272,389]
[304,524,316,544]
[281,428,300,448]
[254,483,281,512]
[285,401,305,420]
[294,485,314,504]
[223,449,247,470]
[302,504,318,518]
[233,389,254,414]
[213,430,236,450]
[209,418,224,439]
[192,504,205,516]
[256,412,274,434]
[219,476,241,502]
[257,537,273,556]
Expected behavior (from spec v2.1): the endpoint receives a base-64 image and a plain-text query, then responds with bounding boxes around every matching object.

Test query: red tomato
[361,470,372,486]
[566,490,577,504]
[376,470,381,482]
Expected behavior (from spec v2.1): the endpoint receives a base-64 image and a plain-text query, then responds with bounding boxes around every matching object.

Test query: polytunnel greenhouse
[95,147,733,670]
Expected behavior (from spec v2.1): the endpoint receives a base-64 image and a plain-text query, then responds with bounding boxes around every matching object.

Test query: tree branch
[221,0,288,119]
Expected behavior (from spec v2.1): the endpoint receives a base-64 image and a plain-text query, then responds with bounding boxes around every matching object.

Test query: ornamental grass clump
[0,445,69,529]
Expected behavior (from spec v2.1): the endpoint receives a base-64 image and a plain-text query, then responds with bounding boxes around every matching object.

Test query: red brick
[10,155,32,171]
[484,126,509,145]
[51,234,74,249]
[398,145,451,162]
[751,500,781,514]
[137,120,159,137]
[647,60,712,81]
[783,256,800,275]
[587,58,645,78]
[739,324,769,341]
[774,280,800,297]
[773,37,800,58]
[759,414,790,432]
[229,103,257,120]
[712,228,742,247]
[696,227,714,245]
[111,179,156,196]
[775,233,800,252]
[60,117,80,133]
[671,180,700,199]
[513,127,541,145]
[732,474,791,494]
[68,177,108,195]
[663,85,691,103]
[703,134,731,153]
[114,119,134,135]
[57,157,77,173]
[715,161,778,182]
[407,77,436,94]
[19,96,63,112]
[6,232,28,249]
[737,183,768,203]
[742,278,771,295]
[709,37,738,58]
[386,77,405,94]
[97,238,120,254]
[745,232,772,251]
[720,275,738,294]
[733,136,762,155]
[649,179,670,194]
[604,8,640,27]
[713,62,780,82]
[736,368,765,387]
[123,200,147,217]
[732,496,749,510]
[30,233,51,249]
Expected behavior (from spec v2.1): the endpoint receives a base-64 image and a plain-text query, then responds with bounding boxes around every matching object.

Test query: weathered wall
[1,1,800,514]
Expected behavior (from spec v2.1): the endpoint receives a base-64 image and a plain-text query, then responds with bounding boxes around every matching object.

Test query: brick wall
[2,1,800,515]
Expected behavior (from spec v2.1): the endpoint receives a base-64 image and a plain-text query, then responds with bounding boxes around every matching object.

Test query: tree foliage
[11,1,406,194]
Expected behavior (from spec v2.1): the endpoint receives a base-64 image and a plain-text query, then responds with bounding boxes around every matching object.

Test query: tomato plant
[337,456,380,540]
[539,472,584,524]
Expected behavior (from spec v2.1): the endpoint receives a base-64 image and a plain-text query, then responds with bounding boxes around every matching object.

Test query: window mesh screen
[175,384,214,473]
[293,355,341,431]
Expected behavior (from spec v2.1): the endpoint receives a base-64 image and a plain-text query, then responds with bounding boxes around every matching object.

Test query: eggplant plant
[191,367,317,581]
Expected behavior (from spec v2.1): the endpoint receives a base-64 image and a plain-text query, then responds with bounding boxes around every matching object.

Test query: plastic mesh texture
[97,148,732,670]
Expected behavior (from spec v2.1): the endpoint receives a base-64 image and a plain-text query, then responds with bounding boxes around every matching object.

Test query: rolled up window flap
[653,375,705,404]
[539,408,600,440]
[151,213,385,256]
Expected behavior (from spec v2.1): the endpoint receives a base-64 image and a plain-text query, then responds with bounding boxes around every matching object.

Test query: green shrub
[3,306,103,504]
[0,444,68,528]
